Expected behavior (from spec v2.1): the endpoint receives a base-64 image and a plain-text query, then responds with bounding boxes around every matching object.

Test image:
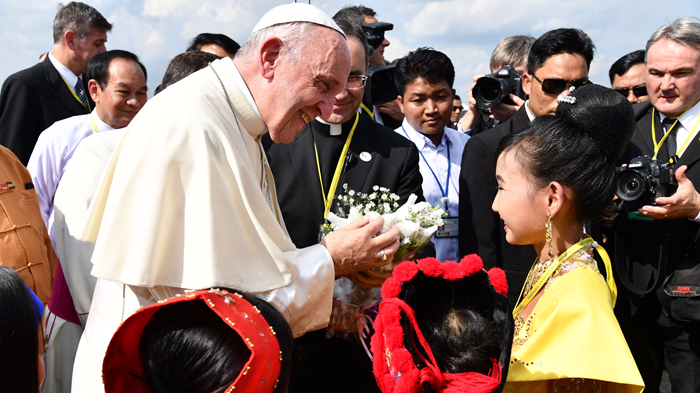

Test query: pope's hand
[639,165,700,220]
[320,217,401,277]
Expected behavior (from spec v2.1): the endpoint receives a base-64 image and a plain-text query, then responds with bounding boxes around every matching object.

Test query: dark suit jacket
[0,59,93,165]
[614,101,700,301]
[264,114,425,248]
[459,105,537,306]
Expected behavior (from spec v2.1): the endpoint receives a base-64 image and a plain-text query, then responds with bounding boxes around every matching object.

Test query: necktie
[663,117,678,159]
[75,78,88,109]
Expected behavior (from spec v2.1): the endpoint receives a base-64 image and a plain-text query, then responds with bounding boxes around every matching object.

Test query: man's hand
[377,99,404,122]
[489,94,524,122]
[459,74,484,132]
[639,165,700,220]
[320,217,401,277]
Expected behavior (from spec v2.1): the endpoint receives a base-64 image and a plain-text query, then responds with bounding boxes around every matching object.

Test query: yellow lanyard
[651,108,700,162]
[89,112,100,134]
[60,76,91,112]
[314,112,360,219]
[361,103,374,119]
[513,235,617,318]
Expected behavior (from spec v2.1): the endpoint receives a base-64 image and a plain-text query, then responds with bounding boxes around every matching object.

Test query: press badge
[436,217,459,237]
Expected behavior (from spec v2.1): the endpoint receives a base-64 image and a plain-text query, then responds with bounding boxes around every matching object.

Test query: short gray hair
[646,17,700,57]
[490,35,536,72]
[236,22,314,64]
[53,2,112,44]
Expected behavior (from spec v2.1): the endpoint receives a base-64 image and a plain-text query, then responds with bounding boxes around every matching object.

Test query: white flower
[348,190,355,196]
[373,185,379,191]
[381,194,387,200]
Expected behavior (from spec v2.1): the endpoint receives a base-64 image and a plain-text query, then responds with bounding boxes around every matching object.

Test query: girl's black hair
[0,266,41,393]
[495,84,635,222]
[140,289,293,393]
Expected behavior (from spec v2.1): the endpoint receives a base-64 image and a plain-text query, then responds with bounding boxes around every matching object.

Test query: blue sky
[1,0,698,97]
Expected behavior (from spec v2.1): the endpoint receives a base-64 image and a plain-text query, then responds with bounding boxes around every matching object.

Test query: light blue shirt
[396,119,470,262]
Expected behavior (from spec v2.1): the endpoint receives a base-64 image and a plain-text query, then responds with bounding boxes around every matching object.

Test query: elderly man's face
[326,36,367,124]
[647,38,700,117]
[266,27,351,143]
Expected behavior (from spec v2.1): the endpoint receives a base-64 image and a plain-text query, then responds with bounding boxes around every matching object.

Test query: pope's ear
[88,79,100,102]
[258,37,283,80]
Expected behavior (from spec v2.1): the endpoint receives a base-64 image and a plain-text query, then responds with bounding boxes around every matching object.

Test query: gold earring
[546,210,554,261]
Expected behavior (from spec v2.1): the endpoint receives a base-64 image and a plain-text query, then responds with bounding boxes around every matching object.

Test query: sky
[1,0,699,98]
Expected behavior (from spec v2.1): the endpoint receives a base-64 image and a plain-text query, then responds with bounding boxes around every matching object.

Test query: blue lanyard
[401,125,451,202]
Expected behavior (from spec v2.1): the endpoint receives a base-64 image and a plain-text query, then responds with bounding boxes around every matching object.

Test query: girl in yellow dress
[492,84,644,393]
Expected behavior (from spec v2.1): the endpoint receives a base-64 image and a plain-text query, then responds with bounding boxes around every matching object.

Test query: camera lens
[617,170,645,201]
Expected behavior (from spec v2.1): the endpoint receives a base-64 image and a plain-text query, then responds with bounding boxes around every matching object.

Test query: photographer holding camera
[459,28,595,307]
[458,35,534,135]
[613,17,700,393]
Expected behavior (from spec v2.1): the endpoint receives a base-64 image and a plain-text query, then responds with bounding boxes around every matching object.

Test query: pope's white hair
[236,22,315,64]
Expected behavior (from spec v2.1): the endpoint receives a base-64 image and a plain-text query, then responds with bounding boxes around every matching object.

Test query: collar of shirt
[91,109,115,132]
[315,117,342,136]
[524,100,536,121]
[399,118,450,151]
[48,51,79,88]
[659,99,700,157]
[219,57,263,122]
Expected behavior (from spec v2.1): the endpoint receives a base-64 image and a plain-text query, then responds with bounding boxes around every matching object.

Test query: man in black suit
[614,17,700,393]
[0,2,112,165]
[264,19,423,393]
[459,28,595,307]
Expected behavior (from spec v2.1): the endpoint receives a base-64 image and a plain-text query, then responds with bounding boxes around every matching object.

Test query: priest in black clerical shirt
[263,17,424,393]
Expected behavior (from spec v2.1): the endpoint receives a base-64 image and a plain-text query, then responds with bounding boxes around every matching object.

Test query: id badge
[436,217,458,238]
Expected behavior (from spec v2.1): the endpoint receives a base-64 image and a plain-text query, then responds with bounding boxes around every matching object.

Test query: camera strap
[651,108,700,163]
[613,221,670,295]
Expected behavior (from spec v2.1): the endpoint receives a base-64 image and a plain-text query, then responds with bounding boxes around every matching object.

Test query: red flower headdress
[102,289,282,393]
[371,255,510,393]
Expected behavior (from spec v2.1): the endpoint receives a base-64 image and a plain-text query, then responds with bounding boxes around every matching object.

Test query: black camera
[364,65,398,106]
[473,65,526,111]
[361,22,393,54]
[612,156,677,212]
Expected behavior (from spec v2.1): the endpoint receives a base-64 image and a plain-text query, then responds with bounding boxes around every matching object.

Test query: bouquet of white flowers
[322,185,444,343]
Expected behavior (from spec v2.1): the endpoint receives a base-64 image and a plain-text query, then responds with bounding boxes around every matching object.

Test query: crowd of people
[0,1,698,393]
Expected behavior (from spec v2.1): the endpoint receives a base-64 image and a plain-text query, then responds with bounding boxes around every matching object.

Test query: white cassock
[26,111,114,246]
[72,58,335,392]
[41,130,124,393]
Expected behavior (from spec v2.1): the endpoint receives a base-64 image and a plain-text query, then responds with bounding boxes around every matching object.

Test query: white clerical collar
[48,51,80,88]
[218,57,263,122]
[400,118,450,150]
[315,117,342,136]
[91,109,115,132]
[659,99,700,132]
[524,100,536,122]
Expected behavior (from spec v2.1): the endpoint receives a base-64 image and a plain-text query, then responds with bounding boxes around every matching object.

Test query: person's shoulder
[3,62,48,89]
[366,119,415,148]
[632,101,654,123]
[36,113,90,143]
[445,127,469,146]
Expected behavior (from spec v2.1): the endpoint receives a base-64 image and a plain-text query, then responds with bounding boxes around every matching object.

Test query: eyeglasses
[452,106,463,112]
[531,74,591,95]
[613,85,648,98]
[346,75,368,90]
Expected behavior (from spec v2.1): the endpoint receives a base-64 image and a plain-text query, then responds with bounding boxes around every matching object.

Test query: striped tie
[75,78,88,109]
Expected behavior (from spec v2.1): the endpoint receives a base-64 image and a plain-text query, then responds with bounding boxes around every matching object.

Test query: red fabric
[102,289,282,393]
[487,268,508,296]
[47,260,80,326]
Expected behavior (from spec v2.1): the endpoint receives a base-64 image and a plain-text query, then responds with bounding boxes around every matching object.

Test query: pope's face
[647,38,700,117]
[266,28,350,143]
[326,36,367,124]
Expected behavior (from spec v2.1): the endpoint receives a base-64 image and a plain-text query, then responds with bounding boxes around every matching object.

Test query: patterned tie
[663,116,678,159]
[75,78,88,109]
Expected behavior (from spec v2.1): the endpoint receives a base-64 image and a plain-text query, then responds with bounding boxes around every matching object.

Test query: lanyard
[513,235,617,318]
[651,107,700,162]
[89,112,100,134]
[60,76,91,112]
[401,125,451,208]
[361,103,374,119]
[314,112,360,218]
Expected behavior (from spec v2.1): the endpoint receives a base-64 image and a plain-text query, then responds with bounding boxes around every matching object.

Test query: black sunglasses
[613,85,648,98]
[532,74,591,95]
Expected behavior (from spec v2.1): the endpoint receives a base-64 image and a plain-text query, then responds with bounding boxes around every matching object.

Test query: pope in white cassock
[25,50,147,393]
[71,4,401,391]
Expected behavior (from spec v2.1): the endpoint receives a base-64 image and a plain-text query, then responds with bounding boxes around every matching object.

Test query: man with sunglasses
[459,28,595,307]
[263,18,424,393]
[610,49,649,104]
[614,17,700,393]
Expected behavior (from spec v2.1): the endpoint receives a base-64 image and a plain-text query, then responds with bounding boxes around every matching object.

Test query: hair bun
[555,84,635,161]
